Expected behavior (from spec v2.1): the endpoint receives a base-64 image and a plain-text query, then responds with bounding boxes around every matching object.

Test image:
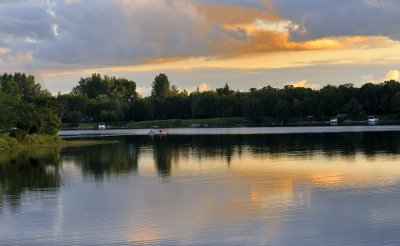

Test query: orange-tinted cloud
[291,79,319,89]
[209,27,393,59]
[384,70,400,81]
[198,1,280,30]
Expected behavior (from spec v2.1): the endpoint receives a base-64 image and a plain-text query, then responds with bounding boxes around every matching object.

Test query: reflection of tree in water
[150,136,193,179]
[65,137,140,180]
[0,148,61,211]
[190,135,239,166]
[188,132,400,160]
[155,143,172,178]
[0,132,397,210]
[247,132,400,158]
[126,132,400,178]
[152,137,174,179]
[0,132,396,208]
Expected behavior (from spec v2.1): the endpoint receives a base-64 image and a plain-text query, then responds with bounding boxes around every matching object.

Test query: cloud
[136,86,150,96]
[198,82,211,91]
[181,83,212,93]
[40,0,210,65]
[271,0,400,41]
[1,0,400,77]
[291,79,319,89]
[197,1,279,29]
[0,0,210,69]
[384,70,400,81]
[361,70,400,84]
[361,74,375,84]
[2,0,390,72]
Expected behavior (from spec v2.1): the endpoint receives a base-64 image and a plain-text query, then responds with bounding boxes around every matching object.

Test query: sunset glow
[1,0,400,94]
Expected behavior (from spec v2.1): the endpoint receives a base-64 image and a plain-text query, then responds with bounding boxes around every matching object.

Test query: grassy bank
[0,134,117,151]
[60,114,400,130]
[128,117,246,128]
[0,134,63,151]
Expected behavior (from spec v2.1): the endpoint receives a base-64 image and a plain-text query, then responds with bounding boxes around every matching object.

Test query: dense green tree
[358,83,381,115]
[243,98,264,122]
[128,98,153,121]
[391,92,400,114]
[0,73,41,100]
[72,74,137,102]
[216,95,235,117]
[88,95,126,122]
[57,94,89,123]
[0,73,60,139]
[72,74,108,99]
[165,92,192,119]
[216,83,234,96]
[191,92,217,119]
[151,73,170,98]
[273,99,290,122]
[343,98,362,120]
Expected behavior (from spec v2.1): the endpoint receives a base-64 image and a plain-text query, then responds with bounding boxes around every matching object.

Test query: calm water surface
[1,132,400,245]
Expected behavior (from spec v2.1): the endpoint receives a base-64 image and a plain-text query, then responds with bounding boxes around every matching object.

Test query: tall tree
[72,74,137,102]
[151,73,170,98]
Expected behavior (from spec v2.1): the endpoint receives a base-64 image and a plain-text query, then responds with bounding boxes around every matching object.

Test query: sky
[1,0,400,95]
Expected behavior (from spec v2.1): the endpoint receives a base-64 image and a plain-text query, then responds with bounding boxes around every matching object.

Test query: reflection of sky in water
[1,134,400,245]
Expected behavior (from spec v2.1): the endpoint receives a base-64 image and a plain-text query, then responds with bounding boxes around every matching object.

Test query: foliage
[62,75,400,125]
[151,73,170,98]
[72,73,137,102]
[6,72,400,131]
[0,134,63,150]
[243,98,264,122]
[0,73,60,140]
[0,135,18,150]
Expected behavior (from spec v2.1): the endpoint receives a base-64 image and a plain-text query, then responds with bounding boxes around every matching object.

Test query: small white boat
[368,116,379,125]
[98,122,106,130]
[148,129,167,136]
[330,117,338,125]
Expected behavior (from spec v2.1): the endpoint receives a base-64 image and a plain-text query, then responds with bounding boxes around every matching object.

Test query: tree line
[2,72,400,137]
[0,73,59,139]
[59,73,400,125]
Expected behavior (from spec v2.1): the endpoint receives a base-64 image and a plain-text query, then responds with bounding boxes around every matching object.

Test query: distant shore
[60,116,400,131]
[58,125,400,138]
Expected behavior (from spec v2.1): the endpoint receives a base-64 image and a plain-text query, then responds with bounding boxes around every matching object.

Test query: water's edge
[59,125,400,137]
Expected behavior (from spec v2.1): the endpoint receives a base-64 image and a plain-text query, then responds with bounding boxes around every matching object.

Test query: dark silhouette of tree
[151,73,170,98]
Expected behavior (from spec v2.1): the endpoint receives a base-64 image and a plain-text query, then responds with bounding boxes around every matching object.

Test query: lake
[1,130,400,245]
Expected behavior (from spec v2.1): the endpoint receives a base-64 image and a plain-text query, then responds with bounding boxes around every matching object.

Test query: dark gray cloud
[0,1,53,40]
[1,0,400,71]
[39,0,212,65]
[0,0,273,69]
[0,0,211,67]
[272,0,400,40]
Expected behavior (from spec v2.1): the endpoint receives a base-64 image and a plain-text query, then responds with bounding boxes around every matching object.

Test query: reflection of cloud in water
[125,150,400,244]
[3,133,400,245]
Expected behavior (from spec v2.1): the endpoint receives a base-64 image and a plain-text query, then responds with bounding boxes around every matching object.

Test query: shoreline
[58,125,400,138]
[0,135,117,152]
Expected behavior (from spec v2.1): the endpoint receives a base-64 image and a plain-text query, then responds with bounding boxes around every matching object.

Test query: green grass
[61,121,131,130]
[0,135,18,150]
[128,117,246,128]
[60,114,400,130]
[0,134,117,151]
[0,134,64,151]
